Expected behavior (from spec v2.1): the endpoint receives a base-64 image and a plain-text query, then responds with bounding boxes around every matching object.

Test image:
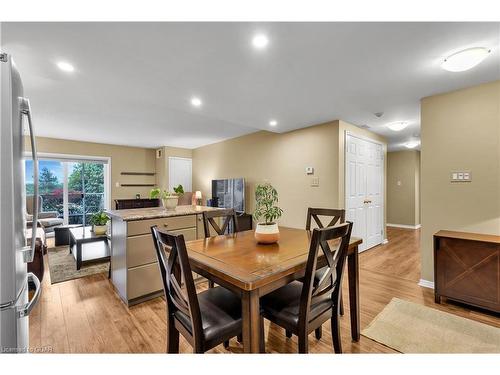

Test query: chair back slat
[306,208,345,230]
[151,226,203,340]
[203,208,240,237]
[298,222,353,331]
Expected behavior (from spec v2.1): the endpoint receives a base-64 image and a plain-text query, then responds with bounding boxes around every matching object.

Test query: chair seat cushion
[174,286,242,345]
[39,218,64,228]
[260,281,334,328]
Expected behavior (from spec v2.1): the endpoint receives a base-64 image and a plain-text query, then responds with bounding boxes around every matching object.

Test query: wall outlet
[311,177,319,187]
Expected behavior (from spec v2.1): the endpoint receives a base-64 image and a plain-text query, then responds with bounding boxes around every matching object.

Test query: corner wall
[420,80,500,282]
[387,150,421,227]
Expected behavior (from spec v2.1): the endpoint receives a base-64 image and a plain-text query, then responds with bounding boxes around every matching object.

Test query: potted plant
[90,211,110,235]
[149,185,184,210]
[253,182,283,244]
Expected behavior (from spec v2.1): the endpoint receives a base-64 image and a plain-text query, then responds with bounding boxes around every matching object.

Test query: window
[25,156,109,226]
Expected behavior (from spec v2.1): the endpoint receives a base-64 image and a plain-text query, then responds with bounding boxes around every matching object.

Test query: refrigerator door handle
[20,97,38,263]
[17,273,41,318]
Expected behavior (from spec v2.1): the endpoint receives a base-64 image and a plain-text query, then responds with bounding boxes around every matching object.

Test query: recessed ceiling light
[252,34,269,49]
[269,120,278,127]
[56,61,74,72]
[441,47,491,72]
[405,140,420,149]
[190,97,202,107]
[386,121,408,131]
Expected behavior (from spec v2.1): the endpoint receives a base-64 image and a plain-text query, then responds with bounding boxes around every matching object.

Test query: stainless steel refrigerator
[0,53,41,353]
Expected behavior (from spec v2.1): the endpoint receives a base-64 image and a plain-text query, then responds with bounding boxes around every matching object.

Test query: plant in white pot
[253,183,283,244]
[150,185,184,210]
[90,211,110,235]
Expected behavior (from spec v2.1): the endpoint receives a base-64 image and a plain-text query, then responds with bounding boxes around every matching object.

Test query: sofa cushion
[39,218,64,228]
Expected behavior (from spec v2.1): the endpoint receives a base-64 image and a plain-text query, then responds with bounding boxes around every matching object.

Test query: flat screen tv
[211,178,245,213]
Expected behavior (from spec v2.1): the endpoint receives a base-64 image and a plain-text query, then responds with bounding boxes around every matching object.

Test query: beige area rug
[362,298,500,353]
[48,245,109,284]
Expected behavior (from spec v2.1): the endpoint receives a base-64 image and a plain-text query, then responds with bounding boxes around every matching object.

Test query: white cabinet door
[168,157,192,192]
[345,134,383,252]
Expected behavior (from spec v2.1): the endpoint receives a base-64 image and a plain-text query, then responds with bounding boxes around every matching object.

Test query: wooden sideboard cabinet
[434,230,500,313]
[114,198,159,210]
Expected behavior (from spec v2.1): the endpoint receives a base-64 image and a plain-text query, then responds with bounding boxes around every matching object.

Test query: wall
[155,146,193,192]
[387,150,421,227]
[420,80,500,282]
[27,137,156,204]
[192,120,387,230]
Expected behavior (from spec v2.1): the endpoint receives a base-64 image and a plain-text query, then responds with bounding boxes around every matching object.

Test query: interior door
[168,157,192,192]
[345,133,383,252]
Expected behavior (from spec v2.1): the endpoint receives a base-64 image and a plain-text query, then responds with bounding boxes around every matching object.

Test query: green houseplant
[90,211,110,235]
[149,185,184,210]
[253,182,283,244]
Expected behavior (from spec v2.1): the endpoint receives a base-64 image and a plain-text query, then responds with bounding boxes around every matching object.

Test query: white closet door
[168,157,192,192]
[345,134,384,252]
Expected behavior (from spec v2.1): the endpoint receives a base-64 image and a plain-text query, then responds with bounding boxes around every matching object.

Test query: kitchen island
[107,205,221,306]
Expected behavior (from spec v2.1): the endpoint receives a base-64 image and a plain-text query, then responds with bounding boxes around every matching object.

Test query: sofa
[26,195,64,234]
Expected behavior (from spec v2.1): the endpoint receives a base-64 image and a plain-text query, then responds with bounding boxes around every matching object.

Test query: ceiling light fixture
[269,120,278,127]
[56,61,74,72]
[441,47,491,72]
[252,34,269,49]
[386,121,408,131]
[190,97,202,107]
[405,140,420,149]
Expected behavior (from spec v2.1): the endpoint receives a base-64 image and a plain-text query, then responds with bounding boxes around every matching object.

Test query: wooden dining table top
[185,226,362,292]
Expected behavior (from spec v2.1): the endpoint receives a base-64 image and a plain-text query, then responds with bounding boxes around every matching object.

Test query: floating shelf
[120,184,155,187]
[120,172,156,176]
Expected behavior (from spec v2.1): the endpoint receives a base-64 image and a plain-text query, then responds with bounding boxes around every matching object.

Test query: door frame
[344,131,386,251]
[168,156,192,192]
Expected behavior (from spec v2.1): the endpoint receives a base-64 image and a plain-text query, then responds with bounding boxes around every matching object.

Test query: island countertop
[106,205,222,221]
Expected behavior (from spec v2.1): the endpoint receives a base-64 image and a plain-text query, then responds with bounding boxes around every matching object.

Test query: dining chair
[203,208,240,288]
[260,222,353,353]
[296,207,346,340]
[151,225,243,353]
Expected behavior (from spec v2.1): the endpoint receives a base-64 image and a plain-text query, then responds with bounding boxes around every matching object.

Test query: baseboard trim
[387,223,421,230]
[418,279,435,289]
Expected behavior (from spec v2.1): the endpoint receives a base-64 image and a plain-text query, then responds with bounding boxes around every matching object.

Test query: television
[211,178,245,213]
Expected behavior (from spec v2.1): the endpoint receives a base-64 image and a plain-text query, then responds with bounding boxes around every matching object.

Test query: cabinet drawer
[127,235,156,268]
[127,263,163,300]
[127,215,197,236]
[127,227,198,268]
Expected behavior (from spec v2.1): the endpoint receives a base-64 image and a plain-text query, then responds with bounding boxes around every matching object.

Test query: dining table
[185,226,362,353]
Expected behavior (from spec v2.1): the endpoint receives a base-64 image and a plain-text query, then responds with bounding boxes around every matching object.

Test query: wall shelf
[120,172,156,176]
[120,184,155,187]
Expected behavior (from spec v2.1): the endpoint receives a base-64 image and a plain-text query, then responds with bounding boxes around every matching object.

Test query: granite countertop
[106,205,223,221]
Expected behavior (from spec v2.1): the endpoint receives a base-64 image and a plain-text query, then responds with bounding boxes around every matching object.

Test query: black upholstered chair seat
[261,281,335,329]
[174,286,242,347]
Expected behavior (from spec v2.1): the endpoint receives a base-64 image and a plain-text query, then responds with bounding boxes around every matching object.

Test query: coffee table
[69,226,110,270]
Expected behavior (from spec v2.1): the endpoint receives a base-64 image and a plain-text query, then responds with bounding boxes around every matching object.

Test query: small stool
[54,224,81,246]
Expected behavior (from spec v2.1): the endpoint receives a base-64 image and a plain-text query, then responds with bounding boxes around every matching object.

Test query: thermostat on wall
[305,167,314,175]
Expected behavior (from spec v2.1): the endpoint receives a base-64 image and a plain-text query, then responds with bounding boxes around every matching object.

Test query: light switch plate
[305,167,314,175]
[311,177,319,187]
[451,171,471,182]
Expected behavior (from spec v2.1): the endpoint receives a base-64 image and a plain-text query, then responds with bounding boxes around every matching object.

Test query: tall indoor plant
[253,182,283,244]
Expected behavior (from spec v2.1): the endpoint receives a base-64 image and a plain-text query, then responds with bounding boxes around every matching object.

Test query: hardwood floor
[30,227,499,353]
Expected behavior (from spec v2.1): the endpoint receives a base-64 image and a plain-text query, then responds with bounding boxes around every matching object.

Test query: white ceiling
[2,22,499,150]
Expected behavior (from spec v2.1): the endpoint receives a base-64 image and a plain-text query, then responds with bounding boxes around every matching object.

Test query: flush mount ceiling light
[441,47,491,72]
[269,120,278,127]
[386,121,408,131]
[405,140,420,149]
[56,61,74,72]
[252,34,269,49]
[190,97,202,107]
